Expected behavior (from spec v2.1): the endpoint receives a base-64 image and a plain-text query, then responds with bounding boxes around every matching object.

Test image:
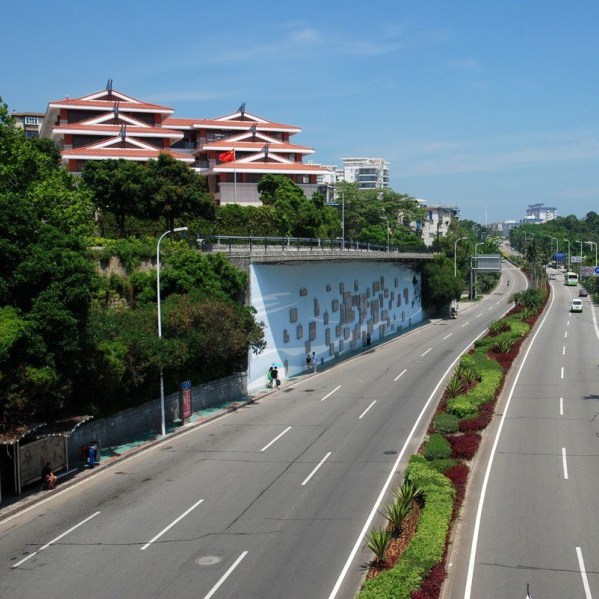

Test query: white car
[570,299,583,313]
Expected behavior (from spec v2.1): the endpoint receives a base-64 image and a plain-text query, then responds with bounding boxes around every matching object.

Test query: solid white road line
[420,348,432,357]
[140,499,204,550]
[561,366,565,379]
[576,547,593,599]
[12,511,101,568]
[321,385,342,402]
[261,426,292,452]
[394,368,407,381]
[331,320,500,599]
[464,286,554,599]
[301,452,332,486]
[560,397,564,416]
[562,448,569,480]
[359,401,376,420]
[204,551,248,599]
[443,333,453,340]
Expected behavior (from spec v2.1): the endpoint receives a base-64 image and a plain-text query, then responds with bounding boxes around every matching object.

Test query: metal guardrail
[196,234,435,255]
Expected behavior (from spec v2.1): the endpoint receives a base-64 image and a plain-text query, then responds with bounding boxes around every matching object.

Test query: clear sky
[3,1,599,224]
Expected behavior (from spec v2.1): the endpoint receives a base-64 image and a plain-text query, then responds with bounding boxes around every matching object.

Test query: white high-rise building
[339,157,390,190]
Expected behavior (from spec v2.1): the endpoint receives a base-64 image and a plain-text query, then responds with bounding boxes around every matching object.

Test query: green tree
[146,153,215,231]
[421,255,465,311]
[82,159,148,238]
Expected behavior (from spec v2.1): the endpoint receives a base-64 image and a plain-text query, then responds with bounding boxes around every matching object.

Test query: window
[24,116,39,125]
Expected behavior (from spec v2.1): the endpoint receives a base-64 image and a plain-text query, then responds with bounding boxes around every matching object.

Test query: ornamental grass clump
[487,319,509,336]
[493,337,514,354]
[393,479,424,506]
[445,376,463,398]
[379,499,412,537]
[365,527,392,566]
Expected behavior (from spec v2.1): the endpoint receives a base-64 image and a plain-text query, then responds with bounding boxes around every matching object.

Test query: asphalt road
[445,273,599,599]
[0,266,524,599]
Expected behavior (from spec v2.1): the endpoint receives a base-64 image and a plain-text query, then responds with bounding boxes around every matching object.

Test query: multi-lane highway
[445,273,599,599]
[0,266,524,599]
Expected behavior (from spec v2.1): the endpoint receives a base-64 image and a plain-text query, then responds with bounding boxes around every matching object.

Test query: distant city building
[419,202,460,247]
[525,203,557,223]
[338,157,390,190]
[490,220,518,235]
[12,111,44,138]
[40,82,329,206]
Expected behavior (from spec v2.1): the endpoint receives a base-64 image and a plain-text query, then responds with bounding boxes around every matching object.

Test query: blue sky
[3,1,599,224]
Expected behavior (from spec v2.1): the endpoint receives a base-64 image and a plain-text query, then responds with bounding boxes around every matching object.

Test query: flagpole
[233,149,237,203]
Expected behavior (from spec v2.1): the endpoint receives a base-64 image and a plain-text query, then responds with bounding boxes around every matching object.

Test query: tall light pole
[565,239,571,269]
[575,240,583,265]
[341,190,345,250]
[157,226,188,436]
[586,241,598,268]
[549,236,558,265]
[454,237,467,277]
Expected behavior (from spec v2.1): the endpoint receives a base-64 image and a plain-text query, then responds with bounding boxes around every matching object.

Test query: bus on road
[565,271,579,286]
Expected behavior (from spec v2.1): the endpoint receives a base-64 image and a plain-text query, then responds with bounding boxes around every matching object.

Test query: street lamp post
[549,236,558,266]
[565,239,571,269]
[575,240,583,266]
[473,241,485,299]
[156,226,189,436]
[454,237,467,277]
[341,190,345,250]
[586,241,598,268]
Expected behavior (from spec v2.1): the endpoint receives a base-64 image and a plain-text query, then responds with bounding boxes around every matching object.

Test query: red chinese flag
[219,149,235,162]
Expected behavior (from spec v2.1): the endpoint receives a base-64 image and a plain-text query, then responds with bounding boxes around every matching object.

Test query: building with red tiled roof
[40,84,194,172]
[41,84,332,206]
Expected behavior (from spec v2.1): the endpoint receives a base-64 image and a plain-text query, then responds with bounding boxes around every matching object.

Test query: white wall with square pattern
[247,261,422,392]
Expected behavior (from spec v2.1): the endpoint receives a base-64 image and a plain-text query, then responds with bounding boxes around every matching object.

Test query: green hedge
[358,456,455,598]
[426,458,458,473]
[433,412,459,434]
[423,433,452,460]
[446,315,529,418]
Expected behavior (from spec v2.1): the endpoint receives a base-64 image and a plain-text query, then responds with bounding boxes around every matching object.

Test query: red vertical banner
[179,380,192,423]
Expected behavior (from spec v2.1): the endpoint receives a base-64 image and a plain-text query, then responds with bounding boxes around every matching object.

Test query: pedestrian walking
[271,365,280,387]
[267,366,274,388]
[306,353,312,372]
[366,332,371,346]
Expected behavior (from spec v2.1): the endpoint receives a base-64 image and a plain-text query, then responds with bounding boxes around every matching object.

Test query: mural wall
[247,260,422,392]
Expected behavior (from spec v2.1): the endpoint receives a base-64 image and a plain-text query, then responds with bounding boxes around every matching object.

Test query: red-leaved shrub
[459,411,492,432]
[410,562,446,599]
[444,463,469,492]
[447,432,481,460]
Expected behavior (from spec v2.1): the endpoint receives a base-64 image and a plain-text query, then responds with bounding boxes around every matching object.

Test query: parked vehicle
[570,299,584,313]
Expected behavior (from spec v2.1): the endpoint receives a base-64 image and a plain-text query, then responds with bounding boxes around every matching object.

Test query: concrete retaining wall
[69,372,247,461]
